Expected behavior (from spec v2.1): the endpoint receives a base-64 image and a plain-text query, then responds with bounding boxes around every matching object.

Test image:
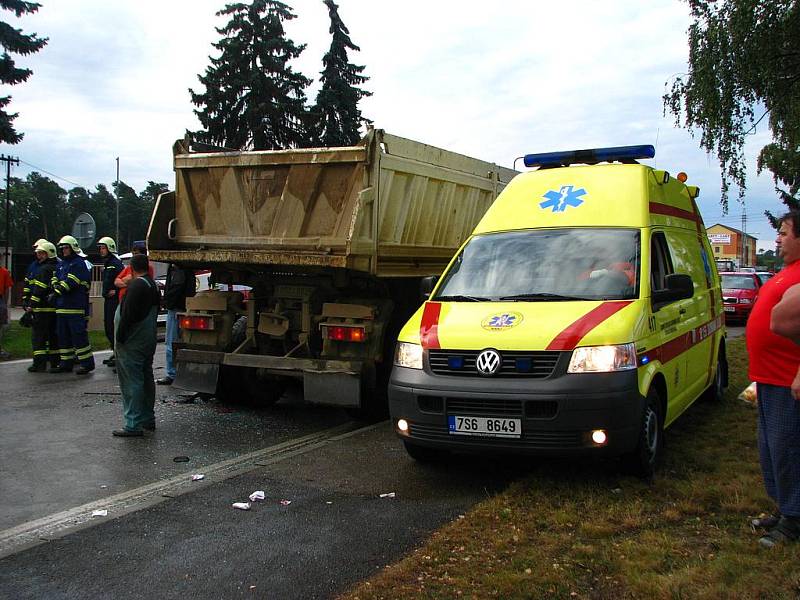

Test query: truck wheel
[403,440,448,463]
[216,366,284,406]
[622,388,663,478]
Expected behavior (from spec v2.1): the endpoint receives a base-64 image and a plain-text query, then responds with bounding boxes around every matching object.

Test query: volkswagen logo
[476,349,502,376]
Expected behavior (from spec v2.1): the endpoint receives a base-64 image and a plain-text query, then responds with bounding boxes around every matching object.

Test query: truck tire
[622,388,663,478]
[216,366,285,406]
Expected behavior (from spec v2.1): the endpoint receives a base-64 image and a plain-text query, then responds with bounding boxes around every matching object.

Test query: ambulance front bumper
[388,365,645,456]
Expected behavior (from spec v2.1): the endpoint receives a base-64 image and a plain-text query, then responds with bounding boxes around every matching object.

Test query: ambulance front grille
[427,349,561,378]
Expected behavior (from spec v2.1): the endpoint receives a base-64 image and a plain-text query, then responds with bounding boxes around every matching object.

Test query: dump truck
[147,128,517,414]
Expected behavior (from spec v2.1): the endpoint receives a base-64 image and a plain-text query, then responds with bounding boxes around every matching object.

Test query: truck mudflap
[174,348,364,408]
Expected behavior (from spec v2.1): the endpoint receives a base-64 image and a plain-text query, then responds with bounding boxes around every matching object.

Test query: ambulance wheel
[705,347,728,402]
[623,388,663,478]
[403,440,448,464]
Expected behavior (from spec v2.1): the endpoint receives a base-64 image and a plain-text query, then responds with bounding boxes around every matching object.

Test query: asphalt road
[0,345,522,599]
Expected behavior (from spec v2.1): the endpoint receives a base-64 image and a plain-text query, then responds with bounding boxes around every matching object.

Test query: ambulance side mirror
[420,276,438,300]
[652,273,694,307]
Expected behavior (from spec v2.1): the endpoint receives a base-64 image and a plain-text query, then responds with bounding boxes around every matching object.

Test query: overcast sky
[1,0,784,250]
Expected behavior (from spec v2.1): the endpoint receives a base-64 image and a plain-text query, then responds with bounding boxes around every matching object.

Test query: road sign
[71,212,96,250]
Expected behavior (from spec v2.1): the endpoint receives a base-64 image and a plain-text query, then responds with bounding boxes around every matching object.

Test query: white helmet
[97,236,116,253]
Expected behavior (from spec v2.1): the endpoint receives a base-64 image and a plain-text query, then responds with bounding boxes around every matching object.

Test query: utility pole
[115,157,120,245]
[0,154,19,270]
[741,208,748,267]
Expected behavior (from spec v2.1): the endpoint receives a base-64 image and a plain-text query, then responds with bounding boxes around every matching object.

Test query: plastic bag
[738,382,757,406]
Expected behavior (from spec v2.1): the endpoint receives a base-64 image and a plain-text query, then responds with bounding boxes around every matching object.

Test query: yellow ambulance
[388,145,726,476]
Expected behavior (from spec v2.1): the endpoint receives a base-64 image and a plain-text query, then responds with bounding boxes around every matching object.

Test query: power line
[17,159,85,189]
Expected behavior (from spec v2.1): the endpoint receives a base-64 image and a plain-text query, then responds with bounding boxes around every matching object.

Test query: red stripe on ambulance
[419,302,442,349]
[546,301,633,351]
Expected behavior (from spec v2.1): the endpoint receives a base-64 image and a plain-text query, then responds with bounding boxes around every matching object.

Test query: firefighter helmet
[32,238,49,248]
[97,236,116,253]
[57,235,81,253]
[34,241,57,259]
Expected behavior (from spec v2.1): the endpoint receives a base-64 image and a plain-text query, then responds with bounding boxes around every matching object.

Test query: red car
[720,271,762,323]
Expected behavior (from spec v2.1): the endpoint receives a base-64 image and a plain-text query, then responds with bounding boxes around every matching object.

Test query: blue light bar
[523,145,655,168]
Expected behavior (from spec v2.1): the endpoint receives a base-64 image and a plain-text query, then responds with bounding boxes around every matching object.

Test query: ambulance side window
[650,232,674,291]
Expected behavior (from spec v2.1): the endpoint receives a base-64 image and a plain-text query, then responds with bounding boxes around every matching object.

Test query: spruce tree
[310,0,370,147]
[190,0,311,151]
[0,0,47,144]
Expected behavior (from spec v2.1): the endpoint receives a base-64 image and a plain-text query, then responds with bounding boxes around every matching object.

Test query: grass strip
[0,321,110,361]
[343,338,800,599]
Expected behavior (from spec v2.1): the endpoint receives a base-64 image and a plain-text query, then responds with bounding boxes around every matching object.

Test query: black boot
[49,363,73,373]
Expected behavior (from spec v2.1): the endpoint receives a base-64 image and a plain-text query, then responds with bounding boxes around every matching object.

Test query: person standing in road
[22,238,49,307]
[113,253,161,437]
[0,256,13,359]
[157,263,196,386]
[49,235,95,375]
[745,210,800,548]
[115,241,153,302]
[97,237,123,368]
[24,242,59,372]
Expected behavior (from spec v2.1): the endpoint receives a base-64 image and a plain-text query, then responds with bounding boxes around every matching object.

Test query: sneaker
[751,513,781,530]
[112,429,144,437]
[156,377,174,386]
[75,365,95,375]
[106,359,115,367]
[102,356,113,365]
[759,516,800,548]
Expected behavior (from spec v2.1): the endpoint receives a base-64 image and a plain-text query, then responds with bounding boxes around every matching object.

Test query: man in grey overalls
[112,254,161,437]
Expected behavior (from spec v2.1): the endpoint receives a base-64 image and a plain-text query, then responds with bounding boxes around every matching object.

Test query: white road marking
[0,420,385,559]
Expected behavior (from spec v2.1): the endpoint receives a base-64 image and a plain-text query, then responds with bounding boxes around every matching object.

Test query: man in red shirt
[0,257,13,359]
[746,210,800,548]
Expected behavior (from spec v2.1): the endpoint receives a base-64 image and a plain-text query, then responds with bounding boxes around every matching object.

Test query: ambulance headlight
[568,343,637,373]
[394,342,423,369]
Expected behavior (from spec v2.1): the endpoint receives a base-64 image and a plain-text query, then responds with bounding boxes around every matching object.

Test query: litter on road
[379,492,396,499]
[191,474,205,481]
[91,509,108,517]
[280,500,291,506]
[249,491,265,502]
[173,456,190,463]
[232,502,251,511]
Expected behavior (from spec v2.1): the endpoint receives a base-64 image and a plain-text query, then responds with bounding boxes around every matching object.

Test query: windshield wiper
[434,294,491,302]
[498,293,592,301]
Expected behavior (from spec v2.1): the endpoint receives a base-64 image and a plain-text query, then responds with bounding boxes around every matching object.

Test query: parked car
[720,272,762,323]
[755,271,774,285]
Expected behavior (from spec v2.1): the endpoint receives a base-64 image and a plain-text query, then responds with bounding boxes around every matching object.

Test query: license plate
[448,415,521,438]
[724,306,735,313]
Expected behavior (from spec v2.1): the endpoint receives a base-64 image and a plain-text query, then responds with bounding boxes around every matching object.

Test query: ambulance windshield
[434,228,640,302]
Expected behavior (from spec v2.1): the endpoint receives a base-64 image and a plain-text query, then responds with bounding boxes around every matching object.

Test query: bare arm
[771,283,800,344]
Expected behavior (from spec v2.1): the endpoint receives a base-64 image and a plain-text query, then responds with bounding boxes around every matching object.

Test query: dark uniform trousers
[56,313,95,370]
[31,311,59,367]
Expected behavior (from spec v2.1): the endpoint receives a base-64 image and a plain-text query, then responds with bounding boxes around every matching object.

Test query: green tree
[309,0,370,147]
[25,172,67,242]
[0,0,47,144]
[190,0,311,150]
[664,0,799,213]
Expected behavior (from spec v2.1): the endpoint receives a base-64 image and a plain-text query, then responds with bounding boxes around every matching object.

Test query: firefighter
[49,235,95,374]
[25,241,59,372]
[22,238,49,307]
[97,236,123,367]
